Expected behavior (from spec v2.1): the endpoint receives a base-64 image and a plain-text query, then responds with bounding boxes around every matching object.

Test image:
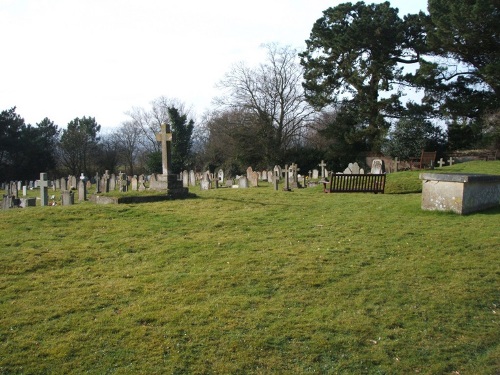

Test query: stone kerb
[420,173,500,214]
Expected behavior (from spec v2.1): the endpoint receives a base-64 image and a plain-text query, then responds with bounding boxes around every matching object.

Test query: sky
[0,0,428,130]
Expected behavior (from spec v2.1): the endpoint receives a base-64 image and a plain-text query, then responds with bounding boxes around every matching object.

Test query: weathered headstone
[39,173,49,206]
[95,172,101,193]
[238,176,249,188]
[138,175,146,191]
[61,190,74,206]
[437,158,445,168]
[312,169,319,179]
[217,169,224,185]
[60,177,68,191]
[189,170,196,187]
[246,166,253,180]
[109,174,116,191]
[118,172,128,192]
[371,159,384,174]
[318,160,327,178]
[283,164,291,191]
[78,173,87,201]
[182,170,189,188]
[249,171,259,187]
[131,175,138,191]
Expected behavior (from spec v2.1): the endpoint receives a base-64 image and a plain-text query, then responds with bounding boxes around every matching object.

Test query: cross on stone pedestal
[155,122,173,175]
[437,158,445,168]
[39,172,49,206]
[318,160,327,178]
[447,157,454,166]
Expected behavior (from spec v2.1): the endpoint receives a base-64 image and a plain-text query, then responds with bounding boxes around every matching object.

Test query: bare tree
[215,43,316,164]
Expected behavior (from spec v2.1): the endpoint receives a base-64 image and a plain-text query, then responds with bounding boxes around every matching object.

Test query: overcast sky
[0,0,428,130]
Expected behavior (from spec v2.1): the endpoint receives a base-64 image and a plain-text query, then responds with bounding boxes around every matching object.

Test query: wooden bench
[410,150,437,170]
[479,150,498,161]
[325,173,386,194]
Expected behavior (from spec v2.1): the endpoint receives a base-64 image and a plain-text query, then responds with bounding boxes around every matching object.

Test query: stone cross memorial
[39,173,49,206]
[156,122,173,175]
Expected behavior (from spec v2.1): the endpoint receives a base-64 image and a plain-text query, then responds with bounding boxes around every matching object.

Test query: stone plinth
[420,173,500,214]
[148,173,189,198]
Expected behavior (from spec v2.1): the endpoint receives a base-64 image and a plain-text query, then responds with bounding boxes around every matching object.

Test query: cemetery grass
[1,162,499,374]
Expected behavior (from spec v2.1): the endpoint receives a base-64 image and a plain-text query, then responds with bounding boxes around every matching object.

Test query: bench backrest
[329,174,386,193]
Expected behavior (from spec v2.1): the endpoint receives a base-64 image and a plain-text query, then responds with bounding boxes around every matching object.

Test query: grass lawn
[1,161,499,374]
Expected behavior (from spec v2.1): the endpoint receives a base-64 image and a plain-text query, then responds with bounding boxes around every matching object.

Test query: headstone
[39,173,49,206]
[283,164,291,191]
[189,170,196,187]
[22,186,27,197]
[55,178,60,190]
[95,172,101,193]
[118,172,128,192]
[19,197,36,208]
[312,169,319,179]
[60,177,68,191]
[11,181,18,198]
[138,175,146,191]
[70,175,77,189]
[246,166,253,179]
[249,171,259,187]
[78,174,87,201]
[182,170,189,188]
[200,171,211,190]
[267,170,273,182]
[131,175,138,191]
[2,195,14,210]
[109,174,116,191]
[217,169,224,184]
[448,157,454,166]
[261,170,268,181]
[318,160,327,178]
[61,190,74,206]
[437,158,445,168]
[371,159,384,174]
[238,176,249,188]
[101,170,110,193]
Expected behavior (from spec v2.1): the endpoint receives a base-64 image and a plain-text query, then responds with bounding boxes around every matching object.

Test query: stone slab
[420,173,500,214]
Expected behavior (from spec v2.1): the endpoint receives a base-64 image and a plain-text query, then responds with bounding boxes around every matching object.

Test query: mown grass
[1,162,499,374]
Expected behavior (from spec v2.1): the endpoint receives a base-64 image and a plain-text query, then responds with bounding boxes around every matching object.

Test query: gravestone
[318,160,327,178]
[138,175,146,191]
[182,170,189,188]
[55,179,60,190]
[149,123,188,197]
[131,175,138,191]
[249,171,259,187]
[39,173,49,206]
[78,173,87,201]
[267,170,273,182]
[238,176,249,188]
[200,171,211,190]
[371,159,384,174]
[283,164,291,191]
[69,175,77,189]
[60,177,68,191]
[312,169,319,179]
[189,170,196,187]
[273,165,281,183]
[101,170,110,192]
[109,174,116,191]
[246,167,253,180]
[2,195,14,210]
[217,169,224,185]
[261,170,268,181]
[22,186,27,197]
[61,190,74,206]
[95,172,101,193]
[19,197,36,208]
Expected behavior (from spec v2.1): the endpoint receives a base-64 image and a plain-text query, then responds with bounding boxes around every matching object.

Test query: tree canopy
[300,1,425,153]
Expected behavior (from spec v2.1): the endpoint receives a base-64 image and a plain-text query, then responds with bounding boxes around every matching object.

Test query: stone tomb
[420,173,500,214]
